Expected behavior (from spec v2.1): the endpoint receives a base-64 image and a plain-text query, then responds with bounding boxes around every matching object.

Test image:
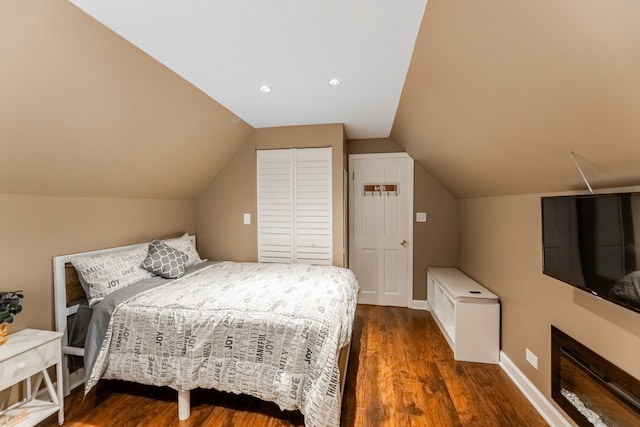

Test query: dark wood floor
[41,305,548,426]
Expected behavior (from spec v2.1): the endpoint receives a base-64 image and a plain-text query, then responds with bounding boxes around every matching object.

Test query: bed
[53,235,359,427]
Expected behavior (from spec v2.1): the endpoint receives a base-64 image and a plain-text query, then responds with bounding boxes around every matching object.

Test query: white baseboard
[410,299,429,310]
[499,351,571,427]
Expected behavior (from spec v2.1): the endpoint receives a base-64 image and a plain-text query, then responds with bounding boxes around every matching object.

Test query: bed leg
[178,390,190,420]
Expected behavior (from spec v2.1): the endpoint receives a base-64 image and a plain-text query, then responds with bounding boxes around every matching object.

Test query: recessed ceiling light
[328,78,342,86]
[259,85,271,93]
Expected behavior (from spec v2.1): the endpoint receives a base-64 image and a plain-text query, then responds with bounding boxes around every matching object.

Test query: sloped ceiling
[67,0,427,140]
[0,0,253,200]
[392,0,640,198]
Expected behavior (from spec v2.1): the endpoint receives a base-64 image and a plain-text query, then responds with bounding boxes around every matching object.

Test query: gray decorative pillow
[141,239,188,279]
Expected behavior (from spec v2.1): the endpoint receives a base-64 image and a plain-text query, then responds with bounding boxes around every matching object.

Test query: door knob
[400,239,408,247]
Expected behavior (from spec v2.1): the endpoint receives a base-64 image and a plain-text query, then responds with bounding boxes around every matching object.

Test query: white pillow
[162,234,204,267]
[71,246,154,306]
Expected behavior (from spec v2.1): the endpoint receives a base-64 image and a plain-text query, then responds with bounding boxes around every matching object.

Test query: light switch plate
[416,212,427,222]
[243,213,251,225]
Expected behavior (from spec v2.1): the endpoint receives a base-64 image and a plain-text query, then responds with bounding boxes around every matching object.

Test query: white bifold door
[257,147,332,265]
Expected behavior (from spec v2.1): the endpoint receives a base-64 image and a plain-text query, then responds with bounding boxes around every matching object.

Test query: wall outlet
[416,212,427,222]
[243,213,251,225]
[526,348,538,369]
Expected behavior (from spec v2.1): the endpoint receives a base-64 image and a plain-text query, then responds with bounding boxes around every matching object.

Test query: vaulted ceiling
[3,0,640,199]
[67,0,427,140]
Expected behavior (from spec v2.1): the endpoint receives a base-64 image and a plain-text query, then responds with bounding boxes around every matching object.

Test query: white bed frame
[52,235,351,421]
[53,237,197,392]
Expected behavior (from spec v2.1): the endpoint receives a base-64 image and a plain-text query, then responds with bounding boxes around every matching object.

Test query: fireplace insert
[551,326,640,426]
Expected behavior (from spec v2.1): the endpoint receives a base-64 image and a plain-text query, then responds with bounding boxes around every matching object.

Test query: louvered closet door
[257,148,332,265]
[257,149,294,263]
[294,148,332,264]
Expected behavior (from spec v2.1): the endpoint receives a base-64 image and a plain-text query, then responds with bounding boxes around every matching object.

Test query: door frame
[348,152,414,307]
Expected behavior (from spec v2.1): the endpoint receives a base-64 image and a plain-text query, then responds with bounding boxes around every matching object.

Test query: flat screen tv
[542,192,640,314]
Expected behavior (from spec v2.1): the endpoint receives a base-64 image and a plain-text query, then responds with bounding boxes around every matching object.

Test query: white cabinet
[427,268,500,364]
[0,329,64,426]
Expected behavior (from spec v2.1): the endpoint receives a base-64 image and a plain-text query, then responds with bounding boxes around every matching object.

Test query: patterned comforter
[85,261,360,427]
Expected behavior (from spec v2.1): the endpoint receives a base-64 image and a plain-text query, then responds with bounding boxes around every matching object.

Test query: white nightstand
[0,329,64,426]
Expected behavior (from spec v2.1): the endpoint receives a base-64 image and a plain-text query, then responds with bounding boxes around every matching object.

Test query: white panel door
[349,153,413,306]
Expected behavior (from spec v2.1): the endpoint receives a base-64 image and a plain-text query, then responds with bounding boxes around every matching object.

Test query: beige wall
[347,138,458,300]
[348,138,405,154]
[458,192,640,410]
[196,124,346,266]
[413,164,458,299]
[0,194,195,333]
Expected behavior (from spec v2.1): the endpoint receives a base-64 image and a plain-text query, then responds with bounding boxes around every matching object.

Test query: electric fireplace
[551,326,640,426]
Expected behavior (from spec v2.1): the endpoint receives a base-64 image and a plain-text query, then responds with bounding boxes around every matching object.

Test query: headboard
[52,235,197,395]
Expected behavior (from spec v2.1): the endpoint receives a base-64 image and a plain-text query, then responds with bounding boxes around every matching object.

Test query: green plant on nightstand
[0,290,23,324]
[0,290,23,345]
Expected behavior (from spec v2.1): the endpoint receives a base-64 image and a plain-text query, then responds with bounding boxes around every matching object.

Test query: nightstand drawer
[0,339,58,391]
